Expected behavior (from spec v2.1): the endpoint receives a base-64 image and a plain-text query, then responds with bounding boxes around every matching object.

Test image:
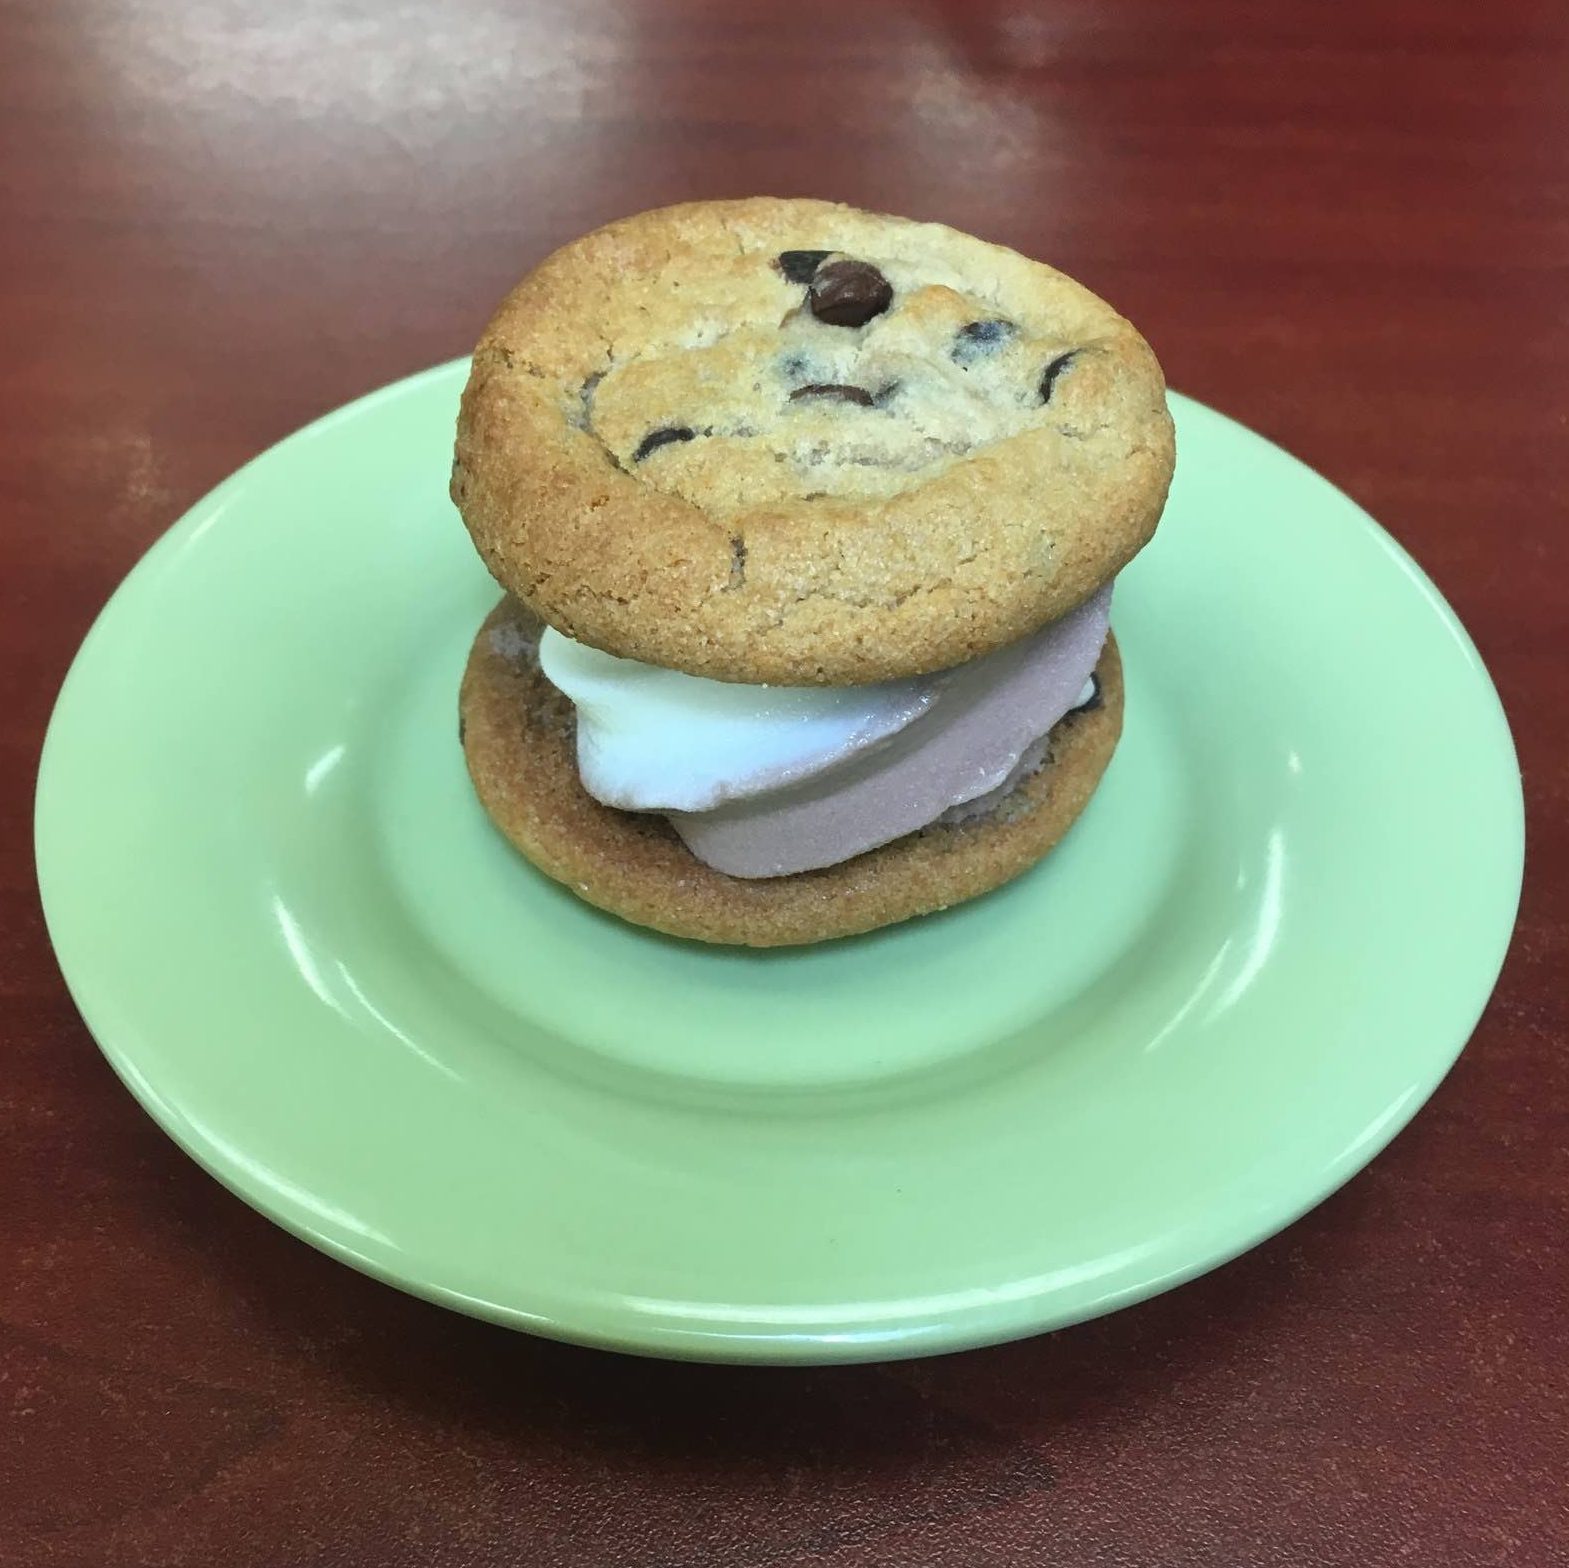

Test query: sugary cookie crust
[459,599,1124,947]
[452,198,1173,685]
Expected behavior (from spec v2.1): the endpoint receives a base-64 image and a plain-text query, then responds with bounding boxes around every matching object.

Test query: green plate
[35,362,1523,1363]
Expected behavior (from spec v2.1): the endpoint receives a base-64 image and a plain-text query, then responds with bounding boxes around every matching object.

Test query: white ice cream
[537,630,937,812]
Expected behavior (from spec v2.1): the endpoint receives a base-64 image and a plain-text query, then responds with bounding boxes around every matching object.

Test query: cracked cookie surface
[452,198,1173,684]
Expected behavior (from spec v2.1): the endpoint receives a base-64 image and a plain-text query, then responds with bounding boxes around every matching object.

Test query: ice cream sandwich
[451,198,1174,945]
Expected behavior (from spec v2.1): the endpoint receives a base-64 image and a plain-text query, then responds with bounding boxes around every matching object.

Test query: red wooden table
[6,3,1565,1563]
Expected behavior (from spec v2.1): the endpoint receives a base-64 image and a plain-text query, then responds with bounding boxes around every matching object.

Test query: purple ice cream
[666,586,1113,878]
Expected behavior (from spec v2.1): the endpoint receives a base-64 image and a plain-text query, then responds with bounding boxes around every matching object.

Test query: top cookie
[452,198,1174,684]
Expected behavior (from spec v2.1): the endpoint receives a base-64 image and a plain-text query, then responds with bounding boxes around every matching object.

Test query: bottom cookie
[459,599,1124,947]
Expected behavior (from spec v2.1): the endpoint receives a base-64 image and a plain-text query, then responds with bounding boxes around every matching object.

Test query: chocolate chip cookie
[451,197,1173,685]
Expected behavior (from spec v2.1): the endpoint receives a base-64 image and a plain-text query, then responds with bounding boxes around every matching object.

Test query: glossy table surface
[5,3,1565,1564]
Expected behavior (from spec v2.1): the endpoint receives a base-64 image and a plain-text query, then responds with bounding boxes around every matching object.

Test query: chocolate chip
[952,319,1017,363]
[1039,351,1079,402]
[808,260,893,328]
[789,382,876,407]
[960,319,1014,344]
[632,426,697,462]
[776,249,833,284]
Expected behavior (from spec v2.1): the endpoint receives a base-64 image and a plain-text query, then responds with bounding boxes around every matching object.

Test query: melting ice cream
[538,586,1112,878]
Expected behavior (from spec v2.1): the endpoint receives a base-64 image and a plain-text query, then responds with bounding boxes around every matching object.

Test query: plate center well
[365,602,1195,1096]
